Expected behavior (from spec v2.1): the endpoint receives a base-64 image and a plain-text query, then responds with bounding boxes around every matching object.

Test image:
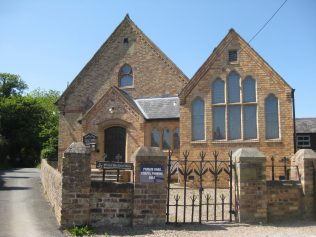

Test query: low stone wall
[41,159,62,225]
[90,182,133,227]
[267,181,303,221]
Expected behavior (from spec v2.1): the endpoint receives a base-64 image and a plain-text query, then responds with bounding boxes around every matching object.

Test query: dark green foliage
[0,73,28,97]
[68,225,95,236]
[0,96,47,167]
[0,73,60,167]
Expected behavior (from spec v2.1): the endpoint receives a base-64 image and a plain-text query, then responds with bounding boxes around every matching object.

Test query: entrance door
[104,126,126,162]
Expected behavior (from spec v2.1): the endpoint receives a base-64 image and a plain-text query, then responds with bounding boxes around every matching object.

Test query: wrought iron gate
[166,150,237,224]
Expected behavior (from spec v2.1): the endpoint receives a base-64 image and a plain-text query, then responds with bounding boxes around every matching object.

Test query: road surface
[0,168,64,237]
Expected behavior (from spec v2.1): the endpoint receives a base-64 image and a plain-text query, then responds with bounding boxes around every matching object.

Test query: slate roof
[134,96,179,120]
[296,118,316,133]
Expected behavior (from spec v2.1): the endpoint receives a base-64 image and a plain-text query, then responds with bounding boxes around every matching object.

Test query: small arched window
[227,71,240,103]
[212,78,225,104]
[173,128,180,150]
[265,94,279,139]
[151,128,160,147]
[119,64,133,87]
[243,76,256,102]
[192,97,205,141]
[162,128,171,150]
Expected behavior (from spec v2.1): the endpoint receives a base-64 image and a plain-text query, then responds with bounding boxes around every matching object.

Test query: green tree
[28,89,60,160]
[0,73,28,97]
[0,96,47,166]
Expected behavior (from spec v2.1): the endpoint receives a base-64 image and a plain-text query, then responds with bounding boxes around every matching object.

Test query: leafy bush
[68,225,95,236]
[41,147,57,161]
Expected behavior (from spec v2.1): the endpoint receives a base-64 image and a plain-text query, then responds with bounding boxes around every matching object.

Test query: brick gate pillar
[291,149,316,219]
[233,148,267,223]
[131,146,167,227]
[61,142,91,227]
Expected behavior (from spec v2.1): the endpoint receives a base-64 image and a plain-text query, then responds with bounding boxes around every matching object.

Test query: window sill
[191,140,207,144]
[265,139,282,143]
[212,139,259,144]
[119,85,135,89]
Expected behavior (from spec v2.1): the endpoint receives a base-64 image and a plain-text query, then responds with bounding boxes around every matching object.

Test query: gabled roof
[179,28,292,104]
[56,15,188,106]
[135,96,179,119]
[82,86,143,120]
[296,118,316,133]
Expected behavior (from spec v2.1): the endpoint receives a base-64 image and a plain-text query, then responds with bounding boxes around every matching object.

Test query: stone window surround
[118,63,135,89]
[264,93,281,141]
[211,71,259,142]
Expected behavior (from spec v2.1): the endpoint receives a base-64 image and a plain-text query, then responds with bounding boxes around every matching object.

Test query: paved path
[0,168,64,237]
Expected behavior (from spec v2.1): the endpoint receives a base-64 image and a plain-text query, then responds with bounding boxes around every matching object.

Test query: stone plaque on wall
[140,165,164,183]
[83,133,97,146]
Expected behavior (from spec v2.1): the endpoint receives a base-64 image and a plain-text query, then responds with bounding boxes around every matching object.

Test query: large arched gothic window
[192,97,205,141]
[119,64,133,87]
[212,72,258,140]
[265,94,279,139]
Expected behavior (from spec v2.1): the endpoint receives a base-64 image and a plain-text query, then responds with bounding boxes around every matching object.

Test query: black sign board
[96,161,133,170]
[83,133,97,146]
[140,165,164,183]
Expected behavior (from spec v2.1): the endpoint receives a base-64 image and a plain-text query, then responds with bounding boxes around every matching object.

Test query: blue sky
[0,0,315,117]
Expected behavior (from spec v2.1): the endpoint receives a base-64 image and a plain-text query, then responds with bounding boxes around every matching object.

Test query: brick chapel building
[56,15,295,170]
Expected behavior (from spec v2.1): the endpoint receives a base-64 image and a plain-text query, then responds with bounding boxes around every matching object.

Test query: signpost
[96,161,134,182]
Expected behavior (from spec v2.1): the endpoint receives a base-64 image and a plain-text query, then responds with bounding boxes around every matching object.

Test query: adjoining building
[56,15,295,170]
[296,118,316,151]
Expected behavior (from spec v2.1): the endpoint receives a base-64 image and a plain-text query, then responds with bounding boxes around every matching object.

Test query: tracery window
[119,64,133,87]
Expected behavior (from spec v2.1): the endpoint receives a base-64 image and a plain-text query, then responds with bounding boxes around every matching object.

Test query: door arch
[104,126,126,162]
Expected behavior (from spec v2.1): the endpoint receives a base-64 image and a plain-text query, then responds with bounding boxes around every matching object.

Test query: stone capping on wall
[41,158,63,225]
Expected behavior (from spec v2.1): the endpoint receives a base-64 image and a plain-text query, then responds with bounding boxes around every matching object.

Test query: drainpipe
[292,88,297,153]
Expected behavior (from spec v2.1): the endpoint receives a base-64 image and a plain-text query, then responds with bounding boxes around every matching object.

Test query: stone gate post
[131,146,167,227]
[233,148,267,223]
[291,149,316,219]
[61,142,91,227]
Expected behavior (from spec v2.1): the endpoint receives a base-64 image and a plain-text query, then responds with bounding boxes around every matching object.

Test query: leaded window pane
[265,95,279,139]
[119,75,133,87]
[121,65,132,74]
[243,105,257,139]
[212,79,225,104]
[243,76,256,102]
[228,105,241,139]
[173,128,180,149]
[213,106,226,140]
[228,72,240,103]
[151,128,160,147]
[192,98,205,141]
[162,128,171,150]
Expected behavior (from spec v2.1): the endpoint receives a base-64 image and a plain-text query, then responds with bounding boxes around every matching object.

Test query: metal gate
[166,150,237,224]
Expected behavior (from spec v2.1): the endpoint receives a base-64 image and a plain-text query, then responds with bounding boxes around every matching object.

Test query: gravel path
[87,221,316,237]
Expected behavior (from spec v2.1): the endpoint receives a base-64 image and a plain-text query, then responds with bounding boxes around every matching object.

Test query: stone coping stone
[64,142,90,155]
[233,148,266,163]
[267,180,302,187]
[91,181,133,193]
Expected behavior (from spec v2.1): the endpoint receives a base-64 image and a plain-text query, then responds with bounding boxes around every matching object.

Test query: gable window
[265,94,279,139]
[119,64,133,87]
[192,97,205,141]
[228,50,238,62]
[297,135,311,148]
[212,72,257,141]
[151,128,160,147]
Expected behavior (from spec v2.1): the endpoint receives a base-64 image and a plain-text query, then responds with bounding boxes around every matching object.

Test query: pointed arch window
[265,94,279,139]
[212,72,258,141]
[119,64,133,87]
[192,97,205,141]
